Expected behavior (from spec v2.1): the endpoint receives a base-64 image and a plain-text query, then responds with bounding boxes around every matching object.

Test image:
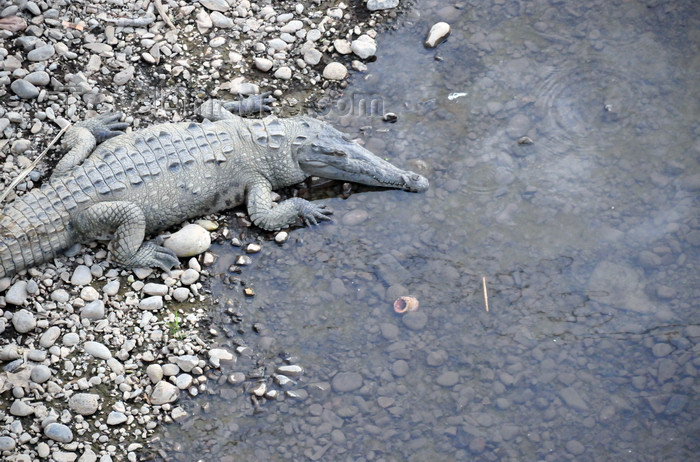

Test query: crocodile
[0,98,429,280]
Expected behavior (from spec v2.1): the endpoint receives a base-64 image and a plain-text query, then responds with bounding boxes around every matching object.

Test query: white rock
[10,400,34,416]
[84,341,112,360]
[274,231,289,243]
[146,364,164,384]
[40,326,61,348]
[163,224,211,257]
[12,309,36,333]
[5,281,28,305]
[63,332,80,346]
[143,283,168,296]
[200,0,229,12]
[80,286,100,301]
[210,11,233,28]
[150,381,179,405]
[208,348,235,368]
[106,411,128,425]
[139,296,164,310]
[103,280,120,296]
[323,62,348,80]
[174,355,199,372]
[254,57,274,72]
[280,20,303,33]
[351,35,377,59]
[274,66,293,80]
[81,300,105,320]
[68,393,100,415]
[172,287,191,302]
[276,364,304,377]
[30,365,52,383]
[333,39,352,55]
[175,373,193,389]
[44,423,73,443]
[195,9,213,31]
[425,22,451,48]
[71,265,93,285]
[303,47,322,65]
[367,0,400,11]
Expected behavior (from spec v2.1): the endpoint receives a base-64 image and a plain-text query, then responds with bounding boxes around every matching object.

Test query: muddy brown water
[152,1,699,460]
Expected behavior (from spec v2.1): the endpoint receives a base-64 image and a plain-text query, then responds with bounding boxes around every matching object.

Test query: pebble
[652,343,672,357]
[559,386,588,411]
[10,400,34,416]
[0,436,16,451]
[139,296,164,310]
[71,265,93,286]
[5,281,28,305]
[351,35,377,59]
[323,62,348,80]
[107,411,128,425]
[180,269,200,286]
[209,348,235,368]
[40,326,61,348]
[333,39,352,54]
[172,287,191,302]
[143,283,168,296]
[274,66,293,80]
[10,79,39,99]
[210,11,234,28]
[146,364,164,384]
[30,364,52,383]
[63,332,80,347]
[150,381,179,405]
[201,0,229,12]
[163,224,211,257]
[12,309,36,333]
[84,341,112,360]
[27,44,55,61]
[81,300,105,320]
[69,393,100,415]
[402,311,428,330]
[103,280,120,296]
[565,440,585,455]
[331,371,363,392]
[436,371,459,387]
[255,57,274,72]
[425,22,451,48]
[44,423,73,443]
[174,355,199,372]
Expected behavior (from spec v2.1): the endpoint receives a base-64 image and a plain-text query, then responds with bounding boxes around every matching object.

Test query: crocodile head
[294,118,429,193]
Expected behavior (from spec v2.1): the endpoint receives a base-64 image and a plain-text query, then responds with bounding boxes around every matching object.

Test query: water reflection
[154,0,699,460]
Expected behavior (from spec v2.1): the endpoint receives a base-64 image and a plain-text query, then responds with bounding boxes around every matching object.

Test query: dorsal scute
[248,116,287,149]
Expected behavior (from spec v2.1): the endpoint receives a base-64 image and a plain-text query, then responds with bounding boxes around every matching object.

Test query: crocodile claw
[136,242,180,272]
[78,112,129,142]
[300,202,333,227]
[222,92,275,115]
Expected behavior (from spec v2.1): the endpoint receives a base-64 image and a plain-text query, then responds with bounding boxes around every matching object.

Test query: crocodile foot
[298,202,333,227]
[76,112,129,142]
[198,94,275,120]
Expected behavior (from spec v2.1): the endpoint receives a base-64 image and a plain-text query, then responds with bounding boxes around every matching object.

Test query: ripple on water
[461,152,516,196]
[534,63,641,155]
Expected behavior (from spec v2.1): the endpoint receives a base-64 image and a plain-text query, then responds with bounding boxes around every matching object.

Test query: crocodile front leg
[197,94,275,121]
[53,113,128,177]
[73,201,179,271]
[247,181,332,231]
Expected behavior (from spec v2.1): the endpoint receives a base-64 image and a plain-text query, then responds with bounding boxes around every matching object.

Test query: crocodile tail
[0,187,73,279]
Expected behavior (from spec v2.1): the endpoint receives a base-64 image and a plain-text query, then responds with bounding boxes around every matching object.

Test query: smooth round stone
[200,0,229,12]
[80,286,100,301]
[69,393,100,415]
[81,300,105,320]
[10,400,34,416]
[179,269,199,286]
[0,436,16,451]
[323,62,347,80]
[84,341,112,360]
[506,114,532,139]
[565,440,585,455]
[10,79,39,99]
[71,265,93,285]
[40,326,61,348]
[351,35,377,59]
[5,281,28,305]
[175,373,193,389]
[146,364,164,384]
[274,66,292,80]
[172,287,190,302]
[331,371,363,392]
[209,36,226,47]
[25,70,50,86]
[30,365,52,383]
[402,311,428,330]
[210,11,233,28]
[162,363,180,376]
[652,343,673,357]
[63,332,80,346]
[436,371,459,387]
[143,283,168,296]
[303,47,322,65]
[426,350,448,367]
[51,288,70,303]
[106,411,127,425]
[139,296,164,310]
[254,57,273,72]
[44,423,73,443]
[425,22,451,48]
[27,44,55,61]
[37,442,50,458]
[163,224,211,257]
[103,280,120,296]
[12,309,36,333]
[209,348,235,368]
[150,381,179,405]
[391,360,409,377]
[342,209,369,226]
[274,231,289,243]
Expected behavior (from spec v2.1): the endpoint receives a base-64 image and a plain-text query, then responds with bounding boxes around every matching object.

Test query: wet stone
[331,372,363,392]
[565,440,585,455]
[402,311,428,330]
[367,0,399,11]
[391,360,409,377]
[652,343,673,357]
[437,371,459,387]
[426,350,448,367]
[559,386,588,411]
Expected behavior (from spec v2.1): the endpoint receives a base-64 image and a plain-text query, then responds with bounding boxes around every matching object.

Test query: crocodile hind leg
[53,113,129,177]
[73,201,179,271]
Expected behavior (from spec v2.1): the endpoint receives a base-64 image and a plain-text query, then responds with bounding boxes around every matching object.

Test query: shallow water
[154,1,699,460]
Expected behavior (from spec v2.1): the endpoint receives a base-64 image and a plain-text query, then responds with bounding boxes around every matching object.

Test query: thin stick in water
[482,276,489,312]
